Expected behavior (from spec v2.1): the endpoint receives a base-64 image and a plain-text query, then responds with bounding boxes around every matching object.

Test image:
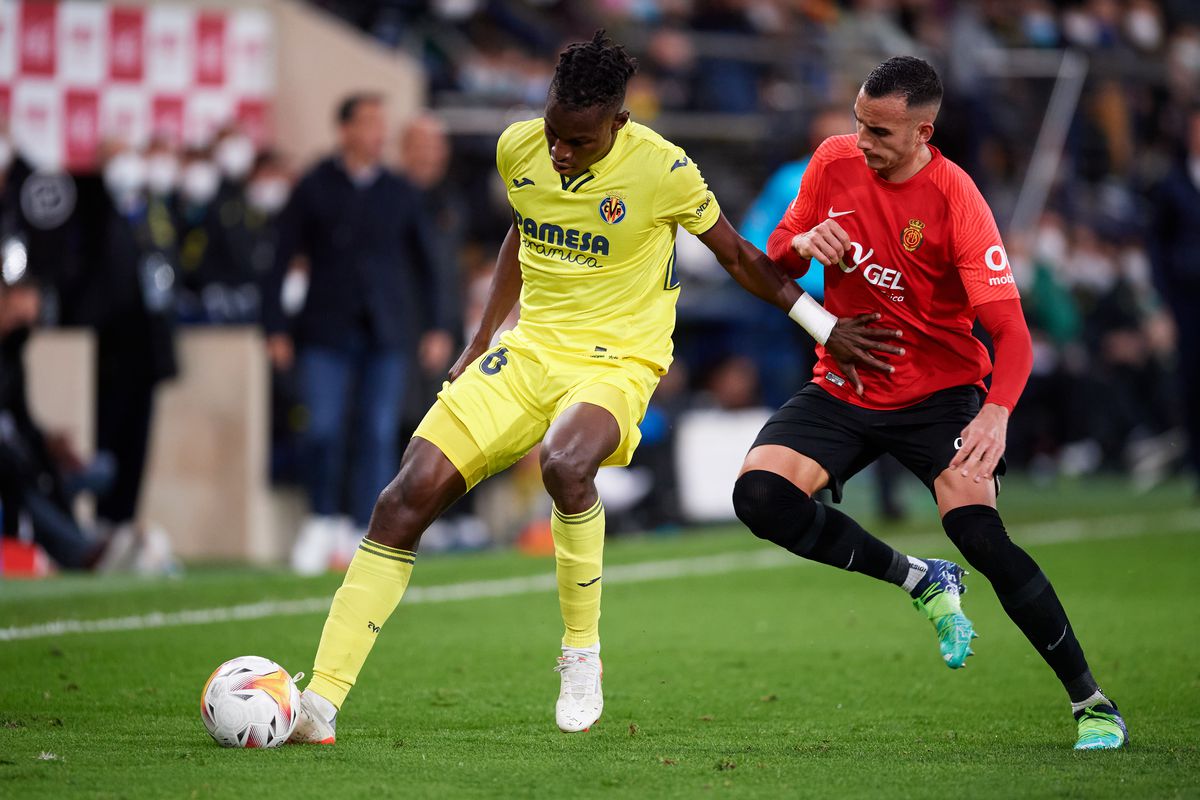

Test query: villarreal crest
[599,194,627,224]
[901,218,925,252]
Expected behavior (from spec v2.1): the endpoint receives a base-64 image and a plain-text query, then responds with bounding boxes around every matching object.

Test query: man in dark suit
[262,94,451,573]
[1149,105,1200,497]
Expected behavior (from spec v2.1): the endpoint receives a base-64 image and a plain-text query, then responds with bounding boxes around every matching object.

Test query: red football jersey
[769,135,1019,410]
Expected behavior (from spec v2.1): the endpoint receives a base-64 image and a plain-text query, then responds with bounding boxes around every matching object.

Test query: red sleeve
[975,298,1032,413]
[766,140,831,278]
[939,163,1020,306]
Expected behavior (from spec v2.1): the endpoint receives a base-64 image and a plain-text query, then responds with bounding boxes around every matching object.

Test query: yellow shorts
[413,333,661,490]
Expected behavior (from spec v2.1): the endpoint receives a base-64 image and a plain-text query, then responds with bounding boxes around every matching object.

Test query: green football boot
[1074,702,1128,750]
[910,558,976,669]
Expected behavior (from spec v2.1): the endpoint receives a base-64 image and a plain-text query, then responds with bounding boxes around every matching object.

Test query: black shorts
[751,383,1005,503]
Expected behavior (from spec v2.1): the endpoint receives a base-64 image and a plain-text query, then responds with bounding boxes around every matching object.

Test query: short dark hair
[862,56,943,109]
[549,30,638,113]
[337,93,383,125]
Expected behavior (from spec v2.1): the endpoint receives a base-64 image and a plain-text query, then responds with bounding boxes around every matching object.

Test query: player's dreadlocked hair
[862,56,943,109]
[549,30,638,112]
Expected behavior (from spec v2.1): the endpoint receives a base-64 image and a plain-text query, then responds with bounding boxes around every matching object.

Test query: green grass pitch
[1,477,1198,798]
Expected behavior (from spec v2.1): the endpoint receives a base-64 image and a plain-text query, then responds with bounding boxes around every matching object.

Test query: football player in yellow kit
[288,30,901,742]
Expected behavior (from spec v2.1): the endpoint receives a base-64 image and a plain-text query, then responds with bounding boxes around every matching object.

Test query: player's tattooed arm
[448,224,522,382]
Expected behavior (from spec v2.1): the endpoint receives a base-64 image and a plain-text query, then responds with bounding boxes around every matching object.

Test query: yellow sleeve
[655,149,721,235]
[495,122,522,186]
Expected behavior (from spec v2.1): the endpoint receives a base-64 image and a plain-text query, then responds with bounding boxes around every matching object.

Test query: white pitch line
[0,550,794,643]
[2,510,1197,643]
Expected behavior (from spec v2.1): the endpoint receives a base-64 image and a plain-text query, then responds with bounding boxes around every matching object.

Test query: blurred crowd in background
[3,0,1199,572]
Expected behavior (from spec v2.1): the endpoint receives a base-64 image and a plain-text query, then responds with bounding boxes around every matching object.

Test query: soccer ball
[200,655,300,748]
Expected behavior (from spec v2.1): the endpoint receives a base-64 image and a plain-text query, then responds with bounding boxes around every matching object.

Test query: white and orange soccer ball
[200,656,300,748]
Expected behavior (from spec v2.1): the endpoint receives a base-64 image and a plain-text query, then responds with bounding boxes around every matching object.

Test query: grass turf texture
[0,476,1197,798]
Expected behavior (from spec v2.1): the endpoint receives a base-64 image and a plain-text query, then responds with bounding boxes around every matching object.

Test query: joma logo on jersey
[599,195,627,224]
[901,218,925,252]
[838,240,906,293]
[513,208,610,255]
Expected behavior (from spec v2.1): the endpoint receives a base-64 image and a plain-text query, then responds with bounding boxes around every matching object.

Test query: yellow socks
[307,501,603,704]
[551,499,605,648]
[307,539,416,708]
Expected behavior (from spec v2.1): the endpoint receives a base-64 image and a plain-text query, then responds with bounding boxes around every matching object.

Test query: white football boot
[290,516,338,576]
[554,645,603,732]
[330,518,362,572]
[288,689,338,745]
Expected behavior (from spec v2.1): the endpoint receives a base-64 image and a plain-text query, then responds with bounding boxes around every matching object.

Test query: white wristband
[787,293,837,345]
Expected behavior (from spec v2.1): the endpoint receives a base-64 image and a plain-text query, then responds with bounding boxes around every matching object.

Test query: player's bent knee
[540,450,595,497]
[732,470,821,550]
[933,468,997,515]
[942,504,1047,604]
[369,480,425,550]
[941,504,1009,573]
[369,448,465,550]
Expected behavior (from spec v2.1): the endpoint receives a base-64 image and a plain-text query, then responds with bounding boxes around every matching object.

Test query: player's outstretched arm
[948,298,1033,482]
[701,214,904,396]
[447,224,522,382]
[699,213,803,312]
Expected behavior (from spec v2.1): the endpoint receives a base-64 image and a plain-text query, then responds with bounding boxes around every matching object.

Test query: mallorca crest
[599,194,627,225]
[901,218,925,252]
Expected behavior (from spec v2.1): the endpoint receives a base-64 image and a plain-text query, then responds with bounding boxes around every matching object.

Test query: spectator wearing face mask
[71,143,179,536]
[214,126,258,191]
[172,146,258,322]
[242,151,305,488]
[141,137,180,271]
[144,137,181,203]
[243,150,292,277]
[210,126,263,322]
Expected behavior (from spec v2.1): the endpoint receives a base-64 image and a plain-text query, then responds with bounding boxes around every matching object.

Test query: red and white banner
[145,6,193,93]
[185,89,232,146]
[18,2,57,78]
[101,85,149,149]
[150,94,185,148]
[58,3,107,86]
[227,10,273,97]
[1,2,275,171]
[0,3,18,83]
[194,12,225,87]
[108,7,145,82]
[11,80,61,169]
[234,98,270,146]
[63,88,99,171]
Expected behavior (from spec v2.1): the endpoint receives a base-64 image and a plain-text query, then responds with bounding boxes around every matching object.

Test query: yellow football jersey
[495,118,721,374]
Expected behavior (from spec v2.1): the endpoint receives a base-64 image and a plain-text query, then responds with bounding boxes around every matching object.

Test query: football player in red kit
[732,56,1127,750]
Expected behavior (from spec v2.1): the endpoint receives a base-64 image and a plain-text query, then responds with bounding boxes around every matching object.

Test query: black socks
[942,505,1099,703]
[733,470,910,585]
